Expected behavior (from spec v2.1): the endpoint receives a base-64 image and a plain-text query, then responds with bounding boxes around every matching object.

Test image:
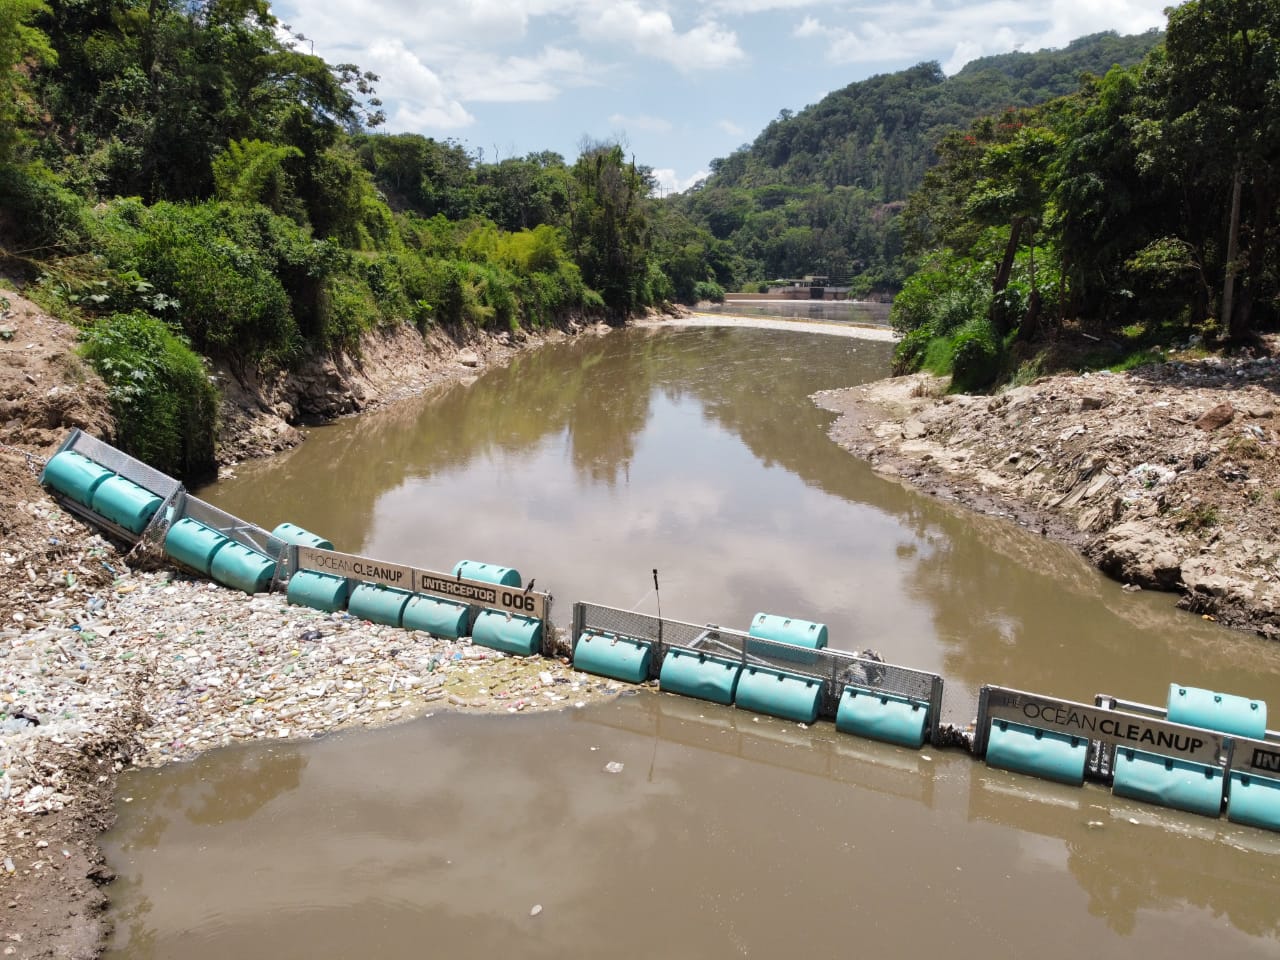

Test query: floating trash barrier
[472,610,542,655]
[571,601,945,741]
[209,540,276,595]
[1226,771,1280,831]
[746,612,827,666]
[453,560,521,588]
[659,649,742,704]
[271,522,334,551]
[1112,748,1225,817]
[735,665,824,724]
[286,570,350,613]
[975,684,1280,830]
[348,583,414,627]
[836,687,931,750]
[34,430,1280,839]
[164,518,230,574]
[1167,684,1266,739]
[41,449,113,506]
[984,718,1088,786]
[402,595,470,638]
[90,475,163,534]
[573,631,654,684]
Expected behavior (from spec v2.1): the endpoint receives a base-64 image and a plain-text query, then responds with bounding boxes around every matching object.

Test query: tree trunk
[993,215,1025,296]
[990,215,1025,337]
[1222,159,1244,340]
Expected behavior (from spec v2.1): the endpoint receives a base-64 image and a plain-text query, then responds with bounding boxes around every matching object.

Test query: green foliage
[0,0,55,162]
[693,280,726,303]
[212,139,303,212]
[79,310,218,482]
[675,31,1160,291]
[568,142,656,314]
[0,162,89,254]
[89,199,299,361]
[949,318,1002,391]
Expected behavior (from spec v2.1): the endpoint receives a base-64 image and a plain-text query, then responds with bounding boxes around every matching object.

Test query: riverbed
[102,324,1280,958]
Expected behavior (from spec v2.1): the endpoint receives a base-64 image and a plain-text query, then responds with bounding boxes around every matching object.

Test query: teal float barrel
[471,609,542,655]
[270,522,334,551]
[1167,684,1266,738]
[452,560,521,588]
[41,451,113,506]
[573,632,653,684]
[1227,773,1280,832]
[210,541,276,594]
[746,613,828,666]
[734,666,823,724]
[836,687,929,749]
[403,595,469,638]
[985,719,1088,786]
[164,518,230,574]
[659,649,741,705]
[90,475,162,533]
[348,583,413,627]
[286,570,349,612]
[1111,747,1225,817]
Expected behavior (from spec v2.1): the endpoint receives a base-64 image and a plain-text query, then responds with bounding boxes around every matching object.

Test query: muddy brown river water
[103,326,1280,957]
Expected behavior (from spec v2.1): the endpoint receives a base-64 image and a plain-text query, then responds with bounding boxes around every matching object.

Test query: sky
[272,0,1173,195]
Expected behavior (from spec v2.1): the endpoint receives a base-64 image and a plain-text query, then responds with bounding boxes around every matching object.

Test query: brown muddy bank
[815,348,1280,639]
[0,285,624,959]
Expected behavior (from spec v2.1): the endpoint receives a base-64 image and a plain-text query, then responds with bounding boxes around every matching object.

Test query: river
[101,324,1280,958]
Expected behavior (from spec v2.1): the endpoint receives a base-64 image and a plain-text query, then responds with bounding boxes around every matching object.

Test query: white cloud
[798,0,1169,70]
[718,119,745,136]
[793,15,821,38]
[450,47,597,102]
[364,39,474,130]
[577,1,746,71]
[608,112,674,133]
[651,167,710,195]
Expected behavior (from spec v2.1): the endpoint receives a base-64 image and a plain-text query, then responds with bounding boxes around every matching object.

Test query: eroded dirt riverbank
[815,349,1280,638]
[0,287,621,958]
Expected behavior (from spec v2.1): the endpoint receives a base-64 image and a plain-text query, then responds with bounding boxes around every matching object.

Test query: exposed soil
[815,341,1280,638]
[0,285,620,959]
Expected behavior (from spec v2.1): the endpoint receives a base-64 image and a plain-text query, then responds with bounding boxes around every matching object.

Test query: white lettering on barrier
[297,547,547,619]
[985,688,1222,765]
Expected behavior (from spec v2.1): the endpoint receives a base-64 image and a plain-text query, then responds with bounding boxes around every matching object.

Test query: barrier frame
[286,545,555,643]
[42,428,182,546]
[975,685,1235,780]
[570,600,945,739]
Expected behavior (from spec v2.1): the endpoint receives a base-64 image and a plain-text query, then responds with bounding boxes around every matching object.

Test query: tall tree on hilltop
[1158,0,1280,339]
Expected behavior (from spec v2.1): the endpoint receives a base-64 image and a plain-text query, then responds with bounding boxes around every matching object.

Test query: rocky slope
[0,286,617,958]
[815,346,1280,638]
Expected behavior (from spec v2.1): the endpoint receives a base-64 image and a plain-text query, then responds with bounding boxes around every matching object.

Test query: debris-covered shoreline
[815,346,1280,639]
[0,286,625,958]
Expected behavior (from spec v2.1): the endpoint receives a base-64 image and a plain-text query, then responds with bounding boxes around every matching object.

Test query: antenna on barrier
[653,568,663,644]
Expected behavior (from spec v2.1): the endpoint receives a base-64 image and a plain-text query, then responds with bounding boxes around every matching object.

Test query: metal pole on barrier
[653,569,663,648]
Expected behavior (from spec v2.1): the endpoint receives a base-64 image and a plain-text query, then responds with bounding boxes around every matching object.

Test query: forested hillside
[0,0,687,482]
[672,31,1161,291]
[891,0,1279,391]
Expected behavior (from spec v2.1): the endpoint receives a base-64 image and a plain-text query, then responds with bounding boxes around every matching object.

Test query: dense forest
[1,0,1274,483]
[0,0,687,480]
[672,31,1162,292]
[890,0,1280,391]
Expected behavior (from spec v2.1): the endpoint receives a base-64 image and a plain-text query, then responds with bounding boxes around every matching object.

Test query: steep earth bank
[815,345,1280,639]
[0,285,621,958]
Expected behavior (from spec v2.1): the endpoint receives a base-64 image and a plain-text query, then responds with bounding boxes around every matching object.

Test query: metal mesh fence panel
[63,430,182,499]
[574,601,942,722]
[178,494,286,560]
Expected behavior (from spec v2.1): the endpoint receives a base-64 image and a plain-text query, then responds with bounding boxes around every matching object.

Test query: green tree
[567,142,655,313]
[1157,0,1280,339]
[0,0,55,163]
